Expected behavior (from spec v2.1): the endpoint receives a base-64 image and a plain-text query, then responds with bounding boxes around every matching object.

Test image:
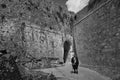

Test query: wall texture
[0,0,74,66]
[74,0,120,79]
[25,23,63,59]
[0,20,64,61]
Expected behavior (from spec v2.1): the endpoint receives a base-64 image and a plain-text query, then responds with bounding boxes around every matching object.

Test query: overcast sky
[53,0,89,13]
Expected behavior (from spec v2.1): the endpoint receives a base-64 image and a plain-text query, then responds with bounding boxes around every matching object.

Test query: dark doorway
[63,40,71,63]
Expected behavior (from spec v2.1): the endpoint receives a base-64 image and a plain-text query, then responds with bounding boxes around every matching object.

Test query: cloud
[66,0,89,13]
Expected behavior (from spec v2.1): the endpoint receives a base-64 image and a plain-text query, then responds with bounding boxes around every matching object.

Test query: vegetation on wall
[0,0,73,32]
[0,0,74,79]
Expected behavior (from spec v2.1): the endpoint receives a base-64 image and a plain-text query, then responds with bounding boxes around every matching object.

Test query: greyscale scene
[0,0,119,80]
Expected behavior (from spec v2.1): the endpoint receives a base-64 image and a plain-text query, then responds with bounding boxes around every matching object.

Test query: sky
[53,0,90,14]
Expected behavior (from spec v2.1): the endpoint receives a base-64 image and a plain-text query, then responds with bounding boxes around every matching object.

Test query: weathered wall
[0,20,26,58]
[74,0,120,78]
[0,0,74,66]
[25,23,63,60]
[0,20,63,61]
[0,0,73,71]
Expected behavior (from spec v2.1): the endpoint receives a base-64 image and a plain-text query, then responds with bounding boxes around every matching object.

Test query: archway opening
[63,40,71,63]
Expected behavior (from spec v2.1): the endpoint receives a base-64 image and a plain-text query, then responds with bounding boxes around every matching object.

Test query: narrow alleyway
[34,62,111,80]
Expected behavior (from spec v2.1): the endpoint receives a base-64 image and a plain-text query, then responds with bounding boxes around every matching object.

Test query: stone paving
[34,62,111,80]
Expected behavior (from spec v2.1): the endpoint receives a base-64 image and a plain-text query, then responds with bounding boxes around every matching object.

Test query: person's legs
[73,69,75,73]
[75,69,78,74]
[74,65,78,74]
[73,65,77,73]
[71,65,75,73]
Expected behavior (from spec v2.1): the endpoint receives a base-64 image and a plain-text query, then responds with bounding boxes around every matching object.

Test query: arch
[63,40,71,63]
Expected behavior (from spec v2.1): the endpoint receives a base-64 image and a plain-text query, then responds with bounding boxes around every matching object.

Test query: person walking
[71,53,79,74]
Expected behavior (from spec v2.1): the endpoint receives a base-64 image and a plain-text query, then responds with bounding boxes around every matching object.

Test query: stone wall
[0,0,74,69]
[73,0,120,78]
[25,23,63,60]
[0,19,63,61]
[0,20,27,62]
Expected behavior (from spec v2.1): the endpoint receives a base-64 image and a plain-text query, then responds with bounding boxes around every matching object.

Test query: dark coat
[71,56,79,69]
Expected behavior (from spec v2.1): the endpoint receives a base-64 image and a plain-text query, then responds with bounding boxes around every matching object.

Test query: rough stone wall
[0,0,73,62]
[0,20,63,61]
[25,23,63,60]
[0,20,27,58]
[74,0,120,78]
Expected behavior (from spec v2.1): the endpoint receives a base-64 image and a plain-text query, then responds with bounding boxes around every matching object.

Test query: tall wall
[0,0,73,63]
[25,23,63,60]
[0,20,63,61]
[73,0,120,78]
